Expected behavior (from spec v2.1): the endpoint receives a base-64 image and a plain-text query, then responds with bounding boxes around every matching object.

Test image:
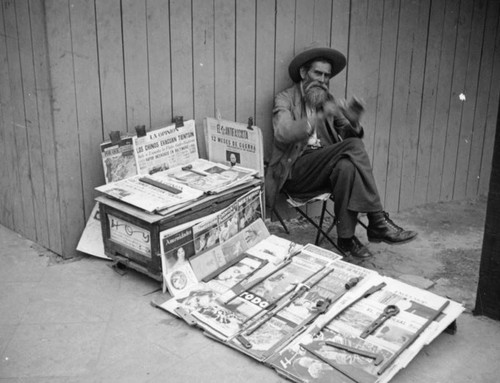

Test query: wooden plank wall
[0,0,499,258]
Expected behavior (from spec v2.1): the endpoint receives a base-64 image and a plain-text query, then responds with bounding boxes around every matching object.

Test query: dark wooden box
[97,180,263,281]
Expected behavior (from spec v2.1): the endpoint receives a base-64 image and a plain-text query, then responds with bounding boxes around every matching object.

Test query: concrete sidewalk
[1,197,500,382]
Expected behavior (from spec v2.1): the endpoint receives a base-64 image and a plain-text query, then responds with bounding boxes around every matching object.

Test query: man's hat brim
[288,47,346,83]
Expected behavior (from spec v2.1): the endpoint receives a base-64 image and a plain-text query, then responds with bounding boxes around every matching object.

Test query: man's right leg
[330,158,373,259]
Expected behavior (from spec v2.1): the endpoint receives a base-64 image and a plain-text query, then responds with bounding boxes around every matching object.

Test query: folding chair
[272,192,344,255]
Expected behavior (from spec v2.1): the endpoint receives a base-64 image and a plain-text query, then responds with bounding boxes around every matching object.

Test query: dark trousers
[284,138,383,238]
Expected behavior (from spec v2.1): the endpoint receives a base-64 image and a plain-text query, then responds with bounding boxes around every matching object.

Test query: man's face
[301,60,332,109]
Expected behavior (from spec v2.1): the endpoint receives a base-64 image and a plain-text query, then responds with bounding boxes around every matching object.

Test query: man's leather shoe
[338,236,373,258]
[367,211,417,244]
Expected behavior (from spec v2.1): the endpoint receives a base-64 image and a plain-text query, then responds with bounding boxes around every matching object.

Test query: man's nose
[318,74,328,84]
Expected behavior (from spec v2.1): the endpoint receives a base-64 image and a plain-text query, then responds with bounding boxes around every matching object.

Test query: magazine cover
[100,136,138,183]
[204,117,265,177]
[133,119,199,175]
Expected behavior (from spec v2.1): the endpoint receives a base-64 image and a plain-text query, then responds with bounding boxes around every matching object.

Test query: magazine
[204,117,265,177]
[133,119,199,175]
[100,136,138,183]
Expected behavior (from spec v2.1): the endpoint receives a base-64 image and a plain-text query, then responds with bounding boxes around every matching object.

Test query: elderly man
[265,46,417,258]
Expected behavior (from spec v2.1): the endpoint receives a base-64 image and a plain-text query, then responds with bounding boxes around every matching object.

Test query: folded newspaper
[162,158,258,194]
[156,235,464,383]
[95,174,204,213]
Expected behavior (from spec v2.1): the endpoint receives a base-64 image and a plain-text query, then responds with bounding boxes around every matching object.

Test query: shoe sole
[367,234,418,245]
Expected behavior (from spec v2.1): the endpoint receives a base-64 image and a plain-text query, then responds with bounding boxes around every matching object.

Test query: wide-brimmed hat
[288,46,346,83]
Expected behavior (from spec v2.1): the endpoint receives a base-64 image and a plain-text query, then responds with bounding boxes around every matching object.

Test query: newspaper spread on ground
[95,175,204,213]
[100,136,138,183]
[133,119,199,175]
[204,117,265,177]
[156,237,464,383]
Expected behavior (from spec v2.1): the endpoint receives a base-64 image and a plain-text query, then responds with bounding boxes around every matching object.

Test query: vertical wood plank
[478,8,500,195]
[372,0,399,207]
[15,0,50,246]
[70,0,105,218]
[170,0,194,119]
[214,0,236,120]
[398,0,430,210]
[147,0,173,129]
[330,0,350,104]
[0,0,17,229]
[255,0,275,162]
[426,0,459,203]
[294,0,314,53]
[439,0,473,201]
[384,0,424,211]
[96,0,127,136]
[122,0,150,132]
[30,0,62,254]
[312,0,332,46]
[274,0,295,96]
[347,0,383,160]
[413,0,446,206]
[453,0,487,200]
[466,0,499,197]
[45,0,85,258]
[235,0,256,124]
[4,0,36,239]
[193,0,214,158]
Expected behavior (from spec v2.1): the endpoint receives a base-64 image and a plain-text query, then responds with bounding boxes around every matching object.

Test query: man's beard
[303,81,331,110]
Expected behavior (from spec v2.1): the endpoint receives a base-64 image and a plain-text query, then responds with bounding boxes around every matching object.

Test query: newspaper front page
[133,119,199,175]
[204,117,264,177]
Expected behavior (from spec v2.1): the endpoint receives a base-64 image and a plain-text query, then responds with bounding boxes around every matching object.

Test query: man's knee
[335,158,356,173]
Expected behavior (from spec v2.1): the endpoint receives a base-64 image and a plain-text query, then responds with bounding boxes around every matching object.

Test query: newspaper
[133,119,199,175]
[95,175,204,213]
[100,136,138,183]
[76,203,110,260]
[204,117,265,177]
[162,158,258,194]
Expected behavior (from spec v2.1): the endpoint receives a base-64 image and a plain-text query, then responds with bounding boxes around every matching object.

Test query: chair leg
[315,200,328,245]
[293,206,343,254]
[272,207,290,234]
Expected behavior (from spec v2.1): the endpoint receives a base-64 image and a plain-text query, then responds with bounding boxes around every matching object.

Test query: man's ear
[299,67,307,80]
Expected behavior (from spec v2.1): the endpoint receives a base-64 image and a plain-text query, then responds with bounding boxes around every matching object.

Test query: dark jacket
[265,83,363,209]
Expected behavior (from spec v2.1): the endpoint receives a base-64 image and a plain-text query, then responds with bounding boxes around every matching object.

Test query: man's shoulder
[274,83,301,107]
